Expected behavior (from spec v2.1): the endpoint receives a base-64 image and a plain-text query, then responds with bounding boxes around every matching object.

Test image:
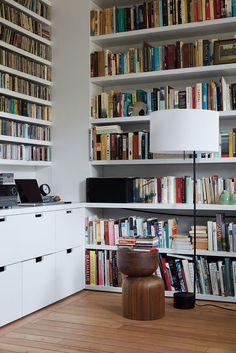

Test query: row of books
[0,96,52,121]
[15,0,51,20]
[85,249,122,287]
[159,254,236,297]
[90,127,151,161]
[0,73,51,101]
[90,79,236,119]
[0,118,51,141]
[0,2,51,40]
[85,215,236,253]
[0,143,51,161]
[90,0,236,36]
[0,49,52,81]
[0,25,52,61]
[90,37,231,78]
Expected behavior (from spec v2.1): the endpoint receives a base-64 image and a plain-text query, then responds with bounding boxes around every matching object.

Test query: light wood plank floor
[0,291,236,353]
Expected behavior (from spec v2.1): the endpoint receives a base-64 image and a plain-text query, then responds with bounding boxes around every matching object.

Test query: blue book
[147,91,152,113]
[202,82,208,110]
[152,47,159,71]
[232,224,236,252]
[133,49,137,73]
[119,53,124,74]
[233,0,236,16]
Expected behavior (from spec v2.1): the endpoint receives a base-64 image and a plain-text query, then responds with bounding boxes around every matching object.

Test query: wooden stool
[122,275,165,320]
[117,249,165,320]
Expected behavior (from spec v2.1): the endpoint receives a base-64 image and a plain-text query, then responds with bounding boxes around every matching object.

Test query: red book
[157,177,162,203]
[192,0,198,21]
[176,177,183,203]
[132,132,139,160]
[182,43,189,68]
[85,250,90,285]
[166,45,176,70]
[161,258,172,291]
[214,0,221,19]
[205,0,211,20]
[192,86,196,109]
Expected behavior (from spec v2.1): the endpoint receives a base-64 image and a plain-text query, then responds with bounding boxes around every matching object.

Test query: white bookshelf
[0,18,51,46]
[0,65,52,87]
[3,0,52,27]
[0,0,52,166]
[90,64,236,87]
[90,17,236,47]
[0,41,52,66]
[0,112,52,126]
[87,1,236,303]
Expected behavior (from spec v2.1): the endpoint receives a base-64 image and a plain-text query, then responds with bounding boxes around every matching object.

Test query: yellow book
[96,218,101,244]
[101,133,107,160]
[229,129,233,158]
[89,250,97,286]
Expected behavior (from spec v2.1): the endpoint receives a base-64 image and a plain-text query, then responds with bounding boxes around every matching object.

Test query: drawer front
[0,212,54,266]
[55,246,85,301]
[55,208,84,252]
[0,263,22,327]
[22,254,55,316]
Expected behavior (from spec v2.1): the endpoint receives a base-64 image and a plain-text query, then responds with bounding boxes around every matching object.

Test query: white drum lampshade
[150,109,219,154]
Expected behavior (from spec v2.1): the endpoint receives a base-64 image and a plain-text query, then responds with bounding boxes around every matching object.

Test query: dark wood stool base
[122,275,165,320]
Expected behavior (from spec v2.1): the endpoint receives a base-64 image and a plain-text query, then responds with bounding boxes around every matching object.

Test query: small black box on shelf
[86,178,134,203]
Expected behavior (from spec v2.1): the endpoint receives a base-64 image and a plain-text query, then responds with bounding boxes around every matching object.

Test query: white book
[207,221,213,251]
[212,221,217,251]
[218,261,225,296]
[232,261,236,296]
[182,259,194,292]
[209,262,220,296]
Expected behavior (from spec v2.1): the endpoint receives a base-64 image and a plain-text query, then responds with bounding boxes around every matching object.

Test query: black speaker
[173,292,195,309]
[86,178,134,203]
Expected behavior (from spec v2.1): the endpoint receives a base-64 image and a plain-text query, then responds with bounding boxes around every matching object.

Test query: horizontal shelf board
[3,0,52,26]
[90,64,236,87]
[0,64,52,86]
[83,203,236,211]
[165,291,236,302]
[90,112,236,125]
[0,18,51,46]
[0,159,51,166]
[0,111,52,126]
[90,18,236,47]
[86,244,118,250]
[0,41,52,66]
[0,88,52,106]
[90,158,236,166]
[41,0,52,6]
[90,116,150,125]
[0,135,51,146]
[85,285,122,293]
[85,245,236,258]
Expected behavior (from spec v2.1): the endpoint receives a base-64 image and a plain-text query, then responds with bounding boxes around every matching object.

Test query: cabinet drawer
[55,246,85,301]
[0,263,22,327]
[55,208,84,252]
[22,254,55,316]
[0,212,54,266]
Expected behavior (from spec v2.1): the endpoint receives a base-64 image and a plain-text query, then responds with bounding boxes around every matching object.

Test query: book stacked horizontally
[171,234,193,250]
[189,225,208,250]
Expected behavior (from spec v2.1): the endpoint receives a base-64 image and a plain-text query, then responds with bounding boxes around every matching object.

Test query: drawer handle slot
[0,266,5,272]
[0,217,5,222]
[35,214,42,218]
[67,248,72,254]
[66,210,72,214]
[36,257,42,263]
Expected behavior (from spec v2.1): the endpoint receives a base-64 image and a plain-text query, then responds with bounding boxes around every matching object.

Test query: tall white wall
[51,0,90,201]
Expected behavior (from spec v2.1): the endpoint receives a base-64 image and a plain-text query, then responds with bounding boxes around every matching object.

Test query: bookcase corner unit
[87,0,236,303]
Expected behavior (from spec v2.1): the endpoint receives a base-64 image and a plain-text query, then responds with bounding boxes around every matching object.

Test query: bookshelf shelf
[90,158,236,166]
[0,88,52,106]
[84,203,236,211]
[0,112,52,126]
[0,18,51,46]
[90,64,236,87]
[85,285,122,293]
[0,42,52,66]
[90,111,236,125]
[0,135,51,146]
[85,244,236,258]
[90,17,236,47]
[41,0,52,6]
[0,65,52,87]
[0,160,51,166]
[2,0,52,27]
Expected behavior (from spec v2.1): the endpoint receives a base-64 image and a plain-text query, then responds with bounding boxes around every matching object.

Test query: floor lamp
[150,109,219,309]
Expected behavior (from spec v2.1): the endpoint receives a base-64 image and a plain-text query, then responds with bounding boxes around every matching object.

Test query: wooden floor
[0,291,236,353]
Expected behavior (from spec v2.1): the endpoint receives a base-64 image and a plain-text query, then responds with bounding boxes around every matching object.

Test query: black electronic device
[40,183,51,196]
[0,184,18,208]
[15,179,43,205]
[86,178,134,203]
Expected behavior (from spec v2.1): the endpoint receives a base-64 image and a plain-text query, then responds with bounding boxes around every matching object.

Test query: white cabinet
[55,246,85,301]
[0,263,22,326]
[55,208,84,252]
[22,254,55,316]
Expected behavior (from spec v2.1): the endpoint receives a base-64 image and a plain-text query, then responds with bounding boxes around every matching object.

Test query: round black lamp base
[173,292,195,310]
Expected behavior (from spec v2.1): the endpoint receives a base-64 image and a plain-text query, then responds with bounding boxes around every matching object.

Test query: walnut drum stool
[117,249,165,320]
